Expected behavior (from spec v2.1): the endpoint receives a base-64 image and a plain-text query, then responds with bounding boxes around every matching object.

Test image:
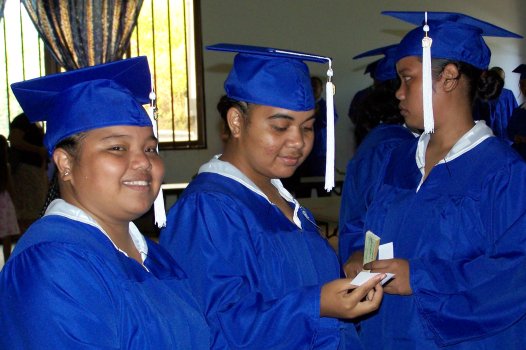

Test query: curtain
[0,0,6,19]
[21,0,144,70]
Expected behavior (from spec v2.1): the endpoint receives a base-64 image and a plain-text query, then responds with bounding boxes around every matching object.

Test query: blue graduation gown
[356,133,526,349]
[339,124,416,265]
[160,164,354,349]
[0,215,210,349]
[473,88,518,141]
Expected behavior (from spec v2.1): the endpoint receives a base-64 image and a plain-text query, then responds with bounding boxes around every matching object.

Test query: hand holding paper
[350,231,395,287]
[364,258,412,295]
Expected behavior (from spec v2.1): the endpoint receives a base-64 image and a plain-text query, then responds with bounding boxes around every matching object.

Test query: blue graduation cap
[382,11,522,134]
[11,56,168,228]
[207,43,332,111]
[11,56,153,155]
[354,44,398,82]
[383,11,522,70]
[513,64,526,80]
[364,59,380,78]
[207,43,337,190]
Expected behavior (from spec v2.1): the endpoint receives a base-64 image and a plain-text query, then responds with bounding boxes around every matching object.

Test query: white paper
[378,242,394,260]
[350,271,395,287]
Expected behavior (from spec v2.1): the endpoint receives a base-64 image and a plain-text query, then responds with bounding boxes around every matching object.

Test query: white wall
[161,0,526,185]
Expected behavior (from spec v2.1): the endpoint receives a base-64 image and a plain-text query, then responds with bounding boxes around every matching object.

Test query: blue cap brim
[513,64,526,80]
[207,43,331,64]
[353,44,399,60]
[382,11,523,38]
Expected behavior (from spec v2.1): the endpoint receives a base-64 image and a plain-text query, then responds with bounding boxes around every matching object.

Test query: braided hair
[40,133,86,217]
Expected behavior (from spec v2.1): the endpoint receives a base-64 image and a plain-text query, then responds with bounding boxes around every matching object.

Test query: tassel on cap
[422,12,434,134]
[324,61,335,191]
[149,83,167,228]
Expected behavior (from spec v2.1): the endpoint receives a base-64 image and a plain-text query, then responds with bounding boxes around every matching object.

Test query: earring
[63,170,70,176]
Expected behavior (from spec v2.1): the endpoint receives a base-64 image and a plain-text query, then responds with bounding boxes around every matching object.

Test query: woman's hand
[320,274,384,319]
[364,258,412,295]
[343,251,364,279]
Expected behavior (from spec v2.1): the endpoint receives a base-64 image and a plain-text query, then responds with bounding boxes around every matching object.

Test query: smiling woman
[0,57,210,349]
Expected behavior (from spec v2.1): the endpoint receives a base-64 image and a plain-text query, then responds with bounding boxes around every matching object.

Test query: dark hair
[431,59,502,102]
[0,135,9,193]
[354,78,404,132]
[40,133,86,216]
[216,95,250,137]
[477,69,504,101]
[311,76,323,87]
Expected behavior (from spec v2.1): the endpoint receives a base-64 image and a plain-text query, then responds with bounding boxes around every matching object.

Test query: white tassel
[324,62,335,192]
[422,12,434,134]
[149,87,167,228]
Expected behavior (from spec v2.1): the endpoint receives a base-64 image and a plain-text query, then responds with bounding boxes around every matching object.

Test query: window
[129,0,205,149]
[0,0,46,137]
[0,0,205,150]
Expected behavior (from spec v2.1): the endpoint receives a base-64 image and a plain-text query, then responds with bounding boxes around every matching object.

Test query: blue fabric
[507,104,526,160]
[354,45,398,82]
[383,12,522,70]
[0,215,210,349]
[354,137,526,349]
[207,43,331,111]
[10,57,152,155]
[160,172,358,349]
[338,124,416,264]
[473,88,518,141]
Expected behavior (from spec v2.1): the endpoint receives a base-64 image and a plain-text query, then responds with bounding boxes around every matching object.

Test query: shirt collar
[198,155,303,228]
[45,199,148,263]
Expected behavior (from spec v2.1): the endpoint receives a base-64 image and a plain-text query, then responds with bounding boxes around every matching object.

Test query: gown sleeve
[161,192,325,349]
[410,162,526,346]
[0,243,120,349]
[338,141,393,265]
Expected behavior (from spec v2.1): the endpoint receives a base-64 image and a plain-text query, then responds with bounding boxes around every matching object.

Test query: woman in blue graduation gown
[160,44,384,349]
[0,57,210,349]
[339,45,418,265]
[339,123,416,265]
[507,64,526,160]
[343,12,526,349]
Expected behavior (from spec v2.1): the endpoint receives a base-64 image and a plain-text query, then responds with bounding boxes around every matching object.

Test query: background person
[0,135,19,262]
[8,112,48,232]
[507,64,526,159]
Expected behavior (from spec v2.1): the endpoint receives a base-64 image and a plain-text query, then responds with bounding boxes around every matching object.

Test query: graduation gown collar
[198,155,303,228]
[416,120,494,171]
[45,199,148,262]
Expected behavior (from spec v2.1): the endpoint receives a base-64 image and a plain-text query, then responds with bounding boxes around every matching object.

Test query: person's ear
[226,107,244,138]
[441,63,460,92]
[53,148,73,182]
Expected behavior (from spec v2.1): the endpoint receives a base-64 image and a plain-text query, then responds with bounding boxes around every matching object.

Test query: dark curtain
[21,0,144,70]
[0,0,6,19]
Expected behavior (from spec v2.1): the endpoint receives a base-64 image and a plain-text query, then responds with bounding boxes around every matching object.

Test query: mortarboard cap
[364,59,380,77]
[11,56,153,155]
[383,11,522,70]
[207,43,331,111]
[207,43,337,191]
[513,64,526,80]
[354,44,399,82]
